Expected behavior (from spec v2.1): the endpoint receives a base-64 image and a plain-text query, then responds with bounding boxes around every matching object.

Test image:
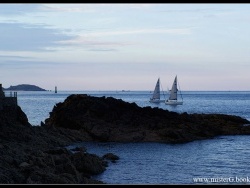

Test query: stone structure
[0,83,17,110]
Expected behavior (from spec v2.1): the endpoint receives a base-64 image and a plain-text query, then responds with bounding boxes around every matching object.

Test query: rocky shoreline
[0,106,112,184]
[1,94,250,184]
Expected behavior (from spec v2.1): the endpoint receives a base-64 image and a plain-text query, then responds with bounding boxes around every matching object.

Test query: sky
[0,3,250,91]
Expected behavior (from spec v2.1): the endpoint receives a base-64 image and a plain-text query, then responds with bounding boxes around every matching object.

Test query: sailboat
[165,75,183,105]
[149,78,165,103]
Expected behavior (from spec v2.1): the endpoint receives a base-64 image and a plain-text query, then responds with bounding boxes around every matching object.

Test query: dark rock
[44,94,250,144]
[0,103,106,184]
[102,153,120,162]
[44,148,71,155]
[2,93,250,184]
[70,152,106,175]
[70,146,87,153]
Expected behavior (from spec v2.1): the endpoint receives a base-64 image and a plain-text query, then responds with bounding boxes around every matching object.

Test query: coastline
[1,93,250,184]
[0,106,110,184]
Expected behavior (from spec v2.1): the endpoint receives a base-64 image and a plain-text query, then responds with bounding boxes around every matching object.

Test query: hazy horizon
[1,3,250,91]
[2,84,250,92]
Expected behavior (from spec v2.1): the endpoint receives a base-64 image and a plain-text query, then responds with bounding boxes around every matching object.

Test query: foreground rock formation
[2,94,250,184]
[44,94,250,143]
[0,105,108,184]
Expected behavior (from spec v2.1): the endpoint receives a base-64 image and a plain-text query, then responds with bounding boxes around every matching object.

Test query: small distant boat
[55,86,57,93]
[165,75,183,105]
[149,78,165,103]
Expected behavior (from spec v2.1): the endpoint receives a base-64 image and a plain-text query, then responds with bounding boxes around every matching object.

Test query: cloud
[0,22,76,51]
[58,36,129,47]
[85,28,192,37]
[0,55,35,59]
[41,4,97,13]
[1,58,94,69]
[59,27,191,46]
[0,60,57,69]
[0,4,43,15]
[41,3,154,13]
[159,8,215,13]
[88,48,118,52]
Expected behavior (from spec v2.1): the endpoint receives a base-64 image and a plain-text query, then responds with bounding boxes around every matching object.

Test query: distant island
[4,84,46,91]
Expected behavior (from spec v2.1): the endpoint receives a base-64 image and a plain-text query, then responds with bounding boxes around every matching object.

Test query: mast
[177,76,183,102]
[160,79,166,100]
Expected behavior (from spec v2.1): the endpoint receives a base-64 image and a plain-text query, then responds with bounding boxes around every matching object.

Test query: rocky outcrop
[0,105,108,184]
[44,94,250,143]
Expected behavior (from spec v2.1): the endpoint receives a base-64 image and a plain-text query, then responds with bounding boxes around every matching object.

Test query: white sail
[165,75,183,105]
[152,78,160,100]
[150,78,165,103]
[168,76,177,100]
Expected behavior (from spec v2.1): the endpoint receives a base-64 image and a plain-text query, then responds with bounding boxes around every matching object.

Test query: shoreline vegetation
[1,94,250,184]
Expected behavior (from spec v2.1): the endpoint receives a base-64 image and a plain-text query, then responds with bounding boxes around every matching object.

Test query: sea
[12,90,250,184]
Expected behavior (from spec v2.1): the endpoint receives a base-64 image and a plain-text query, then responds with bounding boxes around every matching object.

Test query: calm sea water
[14,90,250,126]
[68,136,250,184]
[13,90,250,184]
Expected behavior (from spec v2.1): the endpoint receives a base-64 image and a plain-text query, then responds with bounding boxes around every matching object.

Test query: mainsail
[168,76,178,100]
[151,78,160,100]
[165,75,183,105]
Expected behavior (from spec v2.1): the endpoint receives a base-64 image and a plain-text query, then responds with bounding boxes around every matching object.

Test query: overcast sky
[0,3,250,91]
